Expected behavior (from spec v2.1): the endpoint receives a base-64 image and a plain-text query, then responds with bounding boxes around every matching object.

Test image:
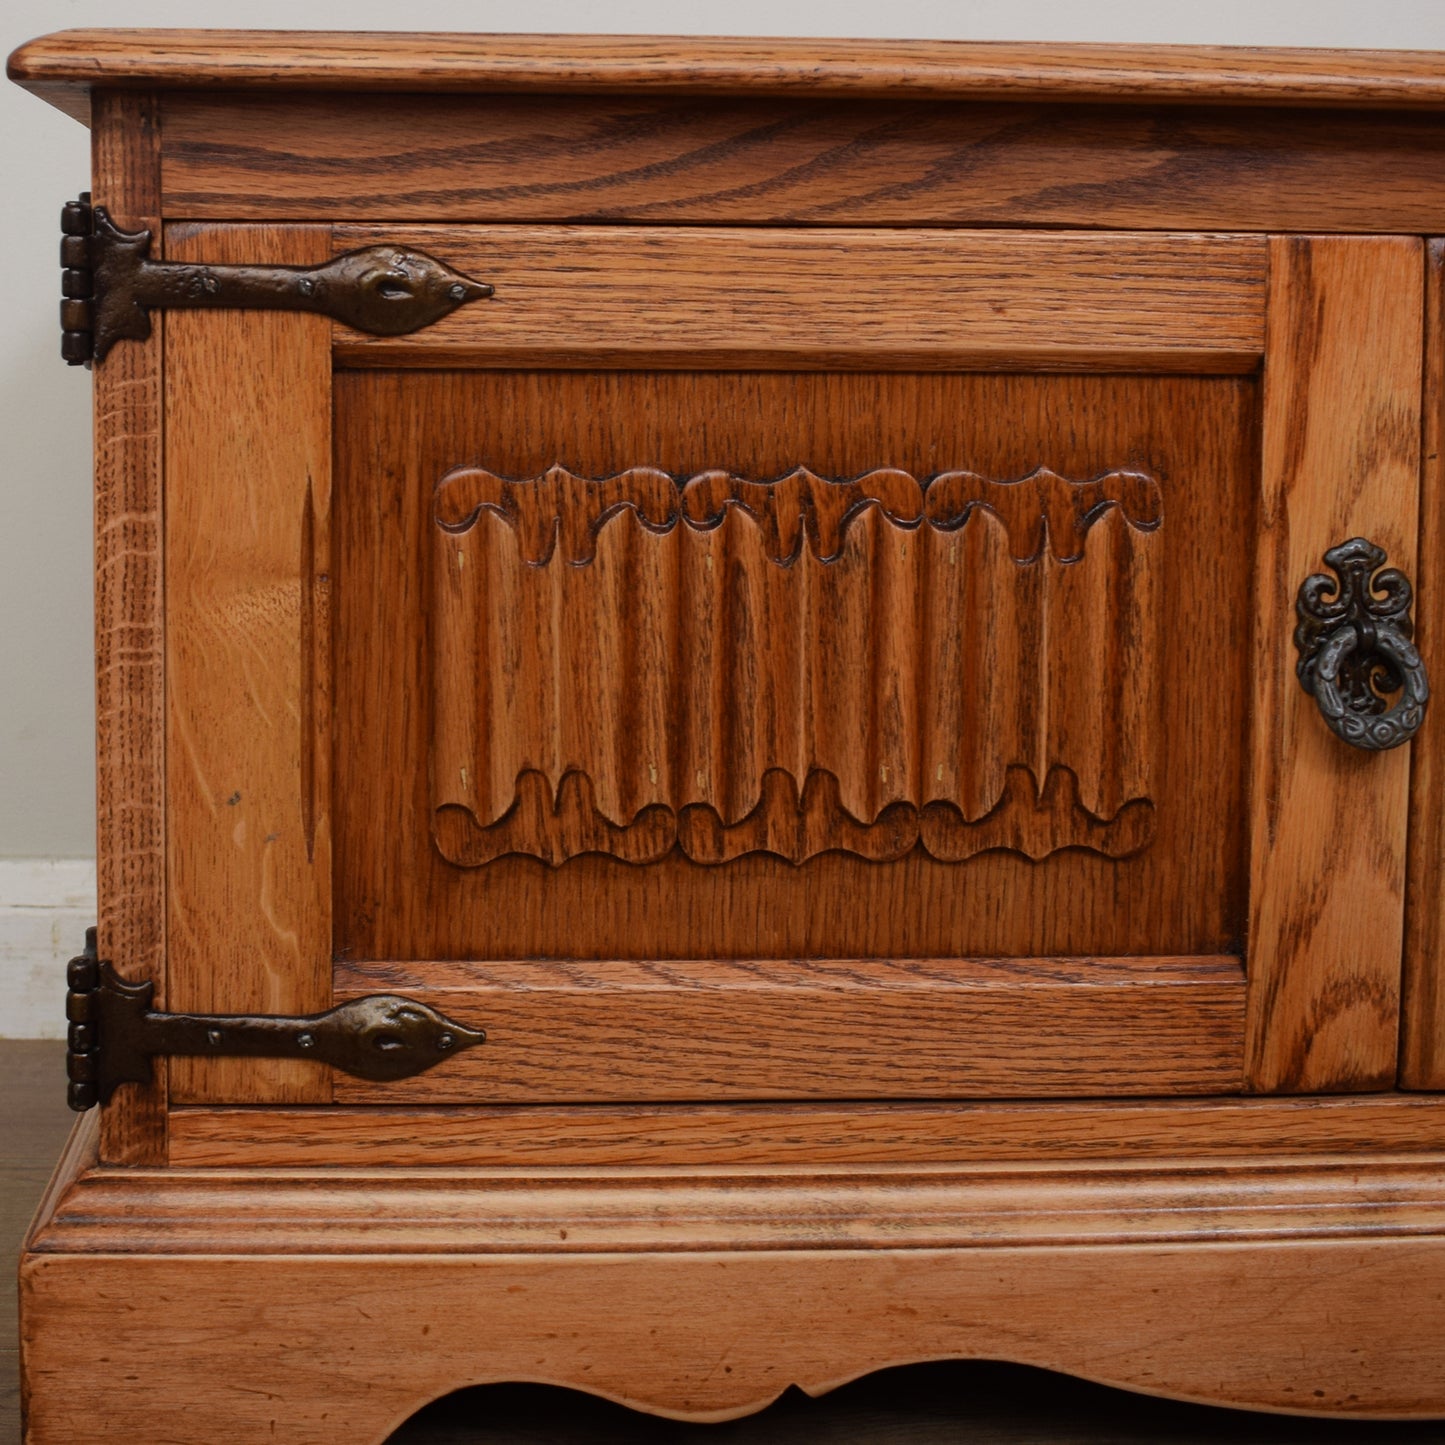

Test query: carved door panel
[162,226,1421,1109]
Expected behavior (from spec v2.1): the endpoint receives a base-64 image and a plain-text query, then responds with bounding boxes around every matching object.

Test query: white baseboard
[0,858,96,1039]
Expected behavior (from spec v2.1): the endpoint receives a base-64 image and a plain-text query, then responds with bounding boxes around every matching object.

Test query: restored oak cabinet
[12,30,1445,1442]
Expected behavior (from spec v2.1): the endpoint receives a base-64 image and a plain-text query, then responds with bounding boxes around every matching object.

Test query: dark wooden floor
[5,1041,1445,1444]
[3,1044,70,1445]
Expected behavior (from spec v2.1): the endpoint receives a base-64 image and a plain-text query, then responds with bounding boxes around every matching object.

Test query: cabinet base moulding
[21,1114,1445,1442]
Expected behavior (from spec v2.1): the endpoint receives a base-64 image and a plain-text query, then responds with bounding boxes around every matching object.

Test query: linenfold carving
[431,464,1163,867]
[434,463,1162,564]
[435,765,1154,866]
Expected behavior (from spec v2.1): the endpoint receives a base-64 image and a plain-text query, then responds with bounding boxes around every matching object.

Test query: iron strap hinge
[64,929,486,1112]
[60,193,493,367]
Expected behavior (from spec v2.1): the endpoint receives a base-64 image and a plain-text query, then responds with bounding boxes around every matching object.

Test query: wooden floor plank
[2,1042,72,1445]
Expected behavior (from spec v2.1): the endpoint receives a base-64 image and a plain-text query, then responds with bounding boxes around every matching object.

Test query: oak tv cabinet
[12,29,1445,1442]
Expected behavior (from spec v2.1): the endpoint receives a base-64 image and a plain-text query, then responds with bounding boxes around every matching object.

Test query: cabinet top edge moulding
[11,30,1445,123]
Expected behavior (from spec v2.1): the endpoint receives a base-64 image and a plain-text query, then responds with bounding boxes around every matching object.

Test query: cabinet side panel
[1245,236,1422,1092]
[91,91,167,1165]
[164,223,333,1104]
[1403,239,1445,1088]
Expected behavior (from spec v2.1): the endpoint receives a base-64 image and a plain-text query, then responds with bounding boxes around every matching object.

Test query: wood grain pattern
[89,92,167,1167]
[25,1144,1445,1439]
[29,1153,1445,1257]
[28,1245,1445,1438]
[159,94,1445,235]
[164,223,334,1105]
[435,767,1156,868]
[1403,239,1445,1090]
[1244,237,1423,1094]
[23,36,1445,1442]
[335,370,1253,963]
[16,32,1445,108]
[169,1092,1445,1173]
[433,462,1163,564]
[433,465,1160,865]
[331,226,1266,372]
[330,956,1242,1103]
[167,1093,1445,1170]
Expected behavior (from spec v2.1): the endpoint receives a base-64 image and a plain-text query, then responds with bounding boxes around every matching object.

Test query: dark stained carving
[434,463,1163,564]
[432,461,1164,867]
[434,766,1155,867]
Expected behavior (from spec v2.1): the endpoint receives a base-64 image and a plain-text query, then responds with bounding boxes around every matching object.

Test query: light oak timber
[16,1110,99,1433]
[435,767,1156,869]
[25,1243,1445,1440]
[90,92,167,1167]
[1403,238,1445,1089]
[23,1129,1445,1438]
[333,956,1244,1103]
[331,226,1266,372]
[433,462,1164,565]
[164,223,334,1105]
[1244,237,1423,1094]
[31,1154,1445,1255]
[159,94,1445,235]
[335,370,1254,965]
[168,1094,1445,1169]
[15,33,1445,111]
[21,32,1445,1435]
[19,1111,97,1261]
[431,466,1162,866]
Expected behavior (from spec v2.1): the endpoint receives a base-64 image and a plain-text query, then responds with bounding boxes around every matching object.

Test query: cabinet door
[159,226,1421,1109]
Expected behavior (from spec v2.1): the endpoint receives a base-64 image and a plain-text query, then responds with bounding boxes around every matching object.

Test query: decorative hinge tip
[65,927,485,1111]
[60,194,492,367]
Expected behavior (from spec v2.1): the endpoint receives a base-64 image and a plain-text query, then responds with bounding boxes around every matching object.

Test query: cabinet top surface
[9,29,1445,121]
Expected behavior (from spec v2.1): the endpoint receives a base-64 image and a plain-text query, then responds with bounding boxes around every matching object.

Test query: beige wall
[4,0,1445,857]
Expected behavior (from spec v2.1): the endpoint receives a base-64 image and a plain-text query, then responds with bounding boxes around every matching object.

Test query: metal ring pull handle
[1295,538,1429,751]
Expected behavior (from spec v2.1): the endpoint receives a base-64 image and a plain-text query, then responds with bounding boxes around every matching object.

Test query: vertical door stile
[1245,235,1423,1092]
[164,223,336,1104]
[1403,239,1445,1087]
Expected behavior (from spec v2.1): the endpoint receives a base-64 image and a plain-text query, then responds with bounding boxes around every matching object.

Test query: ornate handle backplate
[1295,537,1429,751]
